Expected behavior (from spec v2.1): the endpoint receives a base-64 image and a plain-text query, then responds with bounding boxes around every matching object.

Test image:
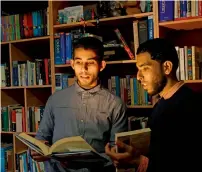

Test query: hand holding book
[105,128,151,171]
[105,140,139,168]
[30,140,50,162]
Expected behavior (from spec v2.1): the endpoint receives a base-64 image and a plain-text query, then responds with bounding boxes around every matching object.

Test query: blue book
[159,0,174,22]
[133,78,138,105]
[60,33,66,64]
[147,16,154,40]
[54,37,63,64]
[65,33,72,64]
[0,144,13,172]
[62,74,69,89]
[115,76,120,97]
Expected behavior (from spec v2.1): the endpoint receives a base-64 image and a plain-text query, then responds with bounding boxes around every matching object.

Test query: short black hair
[73,37,104,61]
[136,38,179,74]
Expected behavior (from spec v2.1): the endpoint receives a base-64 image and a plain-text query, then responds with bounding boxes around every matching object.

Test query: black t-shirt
[147,85,202,172]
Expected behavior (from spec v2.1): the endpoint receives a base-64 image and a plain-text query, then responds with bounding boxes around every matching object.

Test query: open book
[16,133,108,163]
[115,128,151,172]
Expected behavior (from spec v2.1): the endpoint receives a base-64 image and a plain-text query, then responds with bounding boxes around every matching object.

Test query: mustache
[79,72,90,75]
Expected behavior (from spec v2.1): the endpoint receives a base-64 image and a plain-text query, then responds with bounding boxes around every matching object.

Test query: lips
[80,76,90,79]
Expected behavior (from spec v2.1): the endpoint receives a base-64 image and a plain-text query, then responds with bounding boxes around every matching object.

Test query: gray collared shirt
[35,82,128,172]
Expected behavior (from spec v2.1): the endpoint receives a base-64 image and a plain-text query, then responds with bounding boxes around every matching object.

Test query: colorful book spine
[114,29,135,60]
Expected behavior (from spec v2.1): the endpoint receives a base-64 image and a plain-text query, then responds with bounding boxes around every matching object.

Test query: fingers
[116,140,133,152]
[31,150,41,156]
[105,143,111,154]
[111,146,116,153]
[30,150,49,162]
[105,143,131,161]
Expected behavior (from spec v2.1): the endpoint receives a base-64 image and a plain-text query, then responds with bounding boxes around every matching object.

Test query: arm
[101,98,128,168]
[31,96,54,162]
[110,98,128,142]
[35,95,54,143]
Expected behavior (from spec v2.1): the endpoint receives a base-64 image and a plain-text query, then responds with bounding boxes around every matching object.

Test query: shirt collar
[74,81,101,94]
[153,81,185,105]
[160,81,184,100]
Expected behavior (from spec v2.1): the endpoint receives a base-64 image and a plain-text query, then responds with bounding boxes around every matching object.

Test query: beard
[150,75,167,96]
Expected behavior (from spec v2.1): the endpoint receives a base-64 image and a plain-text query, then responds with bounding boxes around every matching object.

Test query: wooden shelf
[0,85,52,89]
[54,12,153,29]
[106,60,137,64]
[184,80,202,83]
[1,131,36,135]
[1,36,50,45]
[55,60,137,68]
[127,105,153,109]
[159,17,202,30]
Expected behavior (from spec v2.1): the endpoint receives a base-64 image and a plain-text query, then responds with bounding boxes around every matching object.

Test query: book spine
[114,29,135,60]
[147,16,154,40]
[54,36,62,64]
[159,0,174,22]
[60,32,66,64]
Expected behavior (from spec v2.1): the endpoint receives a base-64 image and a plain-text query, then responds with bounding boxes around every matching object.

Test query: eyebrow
[138,62,151,67]
[74,57,98,60]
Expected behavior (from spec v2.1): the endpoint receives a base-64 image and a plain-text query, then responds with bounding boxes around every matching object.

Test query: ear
[163,61,173,75]
[70,60,75,70]
[99,60,106,72]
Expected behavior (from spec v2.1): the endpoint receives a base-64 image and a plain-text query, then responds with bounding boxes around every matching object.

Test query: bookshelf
[1,0,202,171]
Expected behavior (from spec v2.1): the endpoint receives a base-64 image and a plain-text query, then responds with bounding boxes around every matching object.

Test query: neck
[77,80,99,90]
[159,77,178,97]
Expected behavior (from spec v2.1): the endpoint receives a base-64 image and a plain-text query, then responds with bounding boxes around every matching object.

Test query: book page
[17,133,50,156]
[50,136,95,154]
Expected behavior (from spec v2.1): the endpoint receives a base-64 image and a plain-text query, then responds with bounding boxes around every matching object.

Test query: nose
[137,70,143,82]
[81,62,88,72]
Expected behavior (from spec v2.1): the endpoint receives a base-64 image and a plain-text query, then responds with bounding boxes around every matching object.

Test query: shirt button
[81,119,84,122]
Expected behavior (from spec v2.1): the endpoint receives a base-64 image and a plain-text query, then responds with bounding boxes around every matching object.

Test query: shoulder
[175,85,201,109]
[178,85,200,100]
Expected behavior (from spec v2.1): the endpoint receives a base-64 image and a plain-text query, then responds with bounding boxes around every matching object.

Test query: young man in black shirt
[105,38,201,172]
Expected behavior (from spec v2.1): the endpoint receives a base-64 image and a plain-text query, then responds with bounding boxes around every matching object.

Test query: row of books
[27,106,45,133]
[12,59,51,86]
[1,105,25,132]
[54,16,154,64]
[1,143,13,172]
[128,116,149,131]
[1,7,49,42]
[56,2,153,25]
[16,150,45,172]
[159,0,202,22]
[55,73,76,91]
[108,76,152,106]
[133,16,154,55]
[176,46,202,81]
[1,105,44,132]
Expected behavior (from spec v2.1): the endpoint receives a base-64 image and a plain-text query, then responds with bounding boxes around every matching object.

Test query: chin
[147,89,156,96]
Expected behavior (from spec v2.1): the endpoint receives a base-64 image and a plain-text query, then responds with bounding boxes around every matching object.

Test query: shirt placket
[79,92,88,136]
